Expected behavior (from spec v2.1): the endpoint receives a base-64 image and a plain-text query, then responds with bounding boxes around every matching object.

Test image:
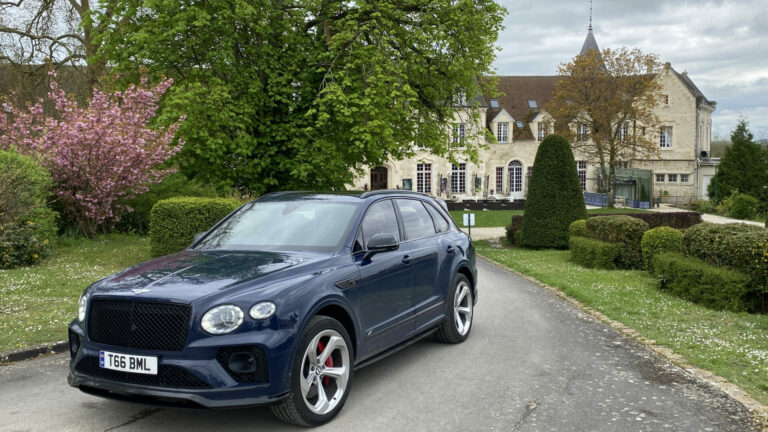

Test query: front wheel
[434,273,473,343]
[271,316,353,426]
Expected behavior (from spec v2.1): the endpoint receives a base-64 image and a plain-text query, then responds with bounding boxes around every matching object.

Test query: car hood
[87,249,319,303]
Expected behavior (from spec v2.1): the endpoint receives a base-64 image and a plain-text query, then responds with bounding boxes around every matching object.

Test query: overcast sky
[491,0,768,140]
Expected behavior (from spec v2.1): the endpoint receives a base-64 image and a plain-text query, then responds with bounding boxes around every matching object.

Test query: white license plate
[100,350,158,375]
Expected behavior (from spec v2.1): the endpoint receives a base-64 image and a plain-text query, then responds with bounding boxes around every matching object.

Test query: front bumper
[67,320,295,408]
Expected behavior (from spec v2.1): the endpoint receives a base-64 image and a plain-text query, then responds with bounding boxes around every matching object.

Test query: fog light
[68,331,80,359]
[228,352,257,374]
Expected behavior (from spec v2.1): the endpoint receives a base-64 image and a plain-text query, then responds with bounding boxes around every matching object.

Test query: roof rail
[359,189,428,199]
[256,191,310,200]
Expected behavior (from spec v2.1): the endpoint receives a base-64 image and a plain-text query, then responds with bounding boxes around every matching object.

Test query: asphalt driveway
[0,258,759,431]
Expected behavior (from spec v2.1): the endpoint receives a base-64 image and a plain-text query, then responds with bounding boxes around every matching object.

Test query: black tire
[434,273,474,344]
[271,316,354,426]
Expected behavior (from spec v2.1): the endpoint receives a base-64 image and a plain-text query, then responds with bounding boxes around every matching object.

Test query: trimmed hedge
[720,230,768,312]
[520,134,587,249]
[569,219,587,238]
[569,236,616,269]
[116,173,220,234]
[585,215,649,269]
[641,226,683,273]
[682,222,763,267]
[505,215,524,245]
[653,252,751,312]
[149,197,242,257]
[591,211,702,229]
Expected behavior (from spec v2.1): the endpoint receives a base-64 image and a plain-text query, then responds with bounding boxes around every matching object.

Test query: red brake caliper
[316,340,334,386]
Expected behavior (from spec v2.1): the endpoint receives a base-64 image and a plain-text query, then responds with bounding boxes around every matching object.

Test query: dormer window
[490,99,499,108]
[528,99,538,109]
[454,92,467,106]
[497,122,509,143]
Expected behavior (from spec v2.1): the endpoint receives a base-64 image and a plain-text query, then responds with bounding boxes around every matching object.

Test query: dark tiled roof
[484,75,559,123]
[580,28,600,56]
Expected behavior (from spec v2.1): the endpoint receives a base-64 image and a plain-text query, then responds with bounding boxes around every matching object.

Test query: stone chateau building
[351,26,719,204]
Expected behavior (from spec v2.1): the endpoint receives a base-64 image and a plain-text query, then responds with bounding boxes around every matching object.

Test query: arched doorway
[370,166,388,190]
[508,160,523,200]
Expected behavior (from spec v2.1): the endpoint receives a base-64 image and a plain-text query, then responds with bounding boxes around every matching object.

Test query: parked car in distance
[68,190,477,426]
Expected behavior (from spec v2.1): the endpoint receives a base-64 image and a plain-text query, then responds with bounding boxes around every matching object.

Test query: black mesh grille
[75,357,211,388]
[216,346,270,383]
[88,300,191,351]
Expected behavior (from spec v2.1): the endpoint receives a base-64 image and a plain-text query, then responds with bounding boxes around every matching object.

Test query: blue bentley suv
[68,190,477,426]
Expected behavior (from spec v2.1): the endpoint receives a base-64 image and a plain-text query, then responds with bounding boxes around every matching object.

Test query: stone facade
[351,30,718,204]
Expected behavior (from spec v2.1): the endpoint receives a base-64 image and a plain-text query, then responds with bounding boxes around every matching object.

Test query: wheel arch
[456,264,477,303]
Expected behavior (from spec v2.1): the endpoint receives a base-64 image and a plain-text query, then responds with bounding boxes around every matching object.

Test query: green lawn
[0,234,150,351]
[449,207,651,228]
[475,240,768,405]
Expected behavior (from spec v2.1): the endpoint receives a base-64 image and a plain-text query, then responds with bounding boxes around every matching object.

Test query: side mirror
[364,233,399,259]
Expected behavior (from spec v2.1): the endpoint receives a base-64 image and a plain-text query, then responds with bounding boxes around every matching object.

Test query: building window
[416,163,432,193]
[659,126,673,148]
[663,94,669,104]
[452,123,465,145]
[495,167,503,194]
[641,127,647,136]
[577,123,589,141]
[577,161,587,190]
[528,99,537,109]
[497,122,509,143]
[680,174,689,183]
[619,122,629,142]
[490,99,499,108]
[451,163,466,193]
[508,161,522,192]
[516,121,524,129]
[656,174,665,182]
[537,122,549,141]
[668,174,677,182]
[454,92,467,106]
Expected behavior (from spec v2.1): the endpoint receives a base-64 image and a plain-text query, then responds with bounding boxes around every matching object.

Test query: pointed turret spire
[579,0,600,56]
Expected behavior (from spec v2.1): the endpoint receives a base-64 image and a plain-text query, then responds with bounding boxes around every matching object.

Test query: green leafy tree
[708,119,768,207]
[520,134,588,249]
[548,48,664,205]
[96,0,505,194]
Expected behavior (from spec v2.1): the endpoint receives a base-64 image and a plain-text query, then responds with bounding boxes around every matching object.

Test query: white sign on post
[462,213,475,227]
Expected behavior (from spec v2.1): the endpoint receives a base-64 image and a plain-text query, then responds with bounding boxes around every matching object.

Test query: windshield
[194,200,360,252]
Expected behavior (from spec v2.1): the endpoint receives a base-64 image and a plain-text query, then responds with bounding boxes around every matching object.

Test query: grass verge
[0,234,150,351]
[449,207,651,228]
[475,240,768,405]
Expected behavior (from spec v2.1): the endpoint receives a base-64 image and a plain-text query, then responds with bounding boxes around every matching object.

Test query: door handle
[402,255,413,264]
[446,245,455,254]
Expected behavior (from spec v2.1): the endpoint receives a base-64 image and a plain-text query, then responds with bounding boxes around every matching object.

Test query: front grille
[75,357,210,389]
[88,299,191,351]
[216,346,270,383]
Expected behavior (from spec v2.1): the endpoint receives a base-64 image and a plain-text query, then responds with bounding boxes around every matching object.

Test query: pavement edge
[0,340,68,365]
[476,251,768,426]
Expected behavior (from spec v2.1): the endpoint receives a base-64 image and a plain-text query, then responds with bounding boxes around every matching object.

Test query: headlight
[201,305,244,335]
[77,294,87,322]
[250,302,276,320]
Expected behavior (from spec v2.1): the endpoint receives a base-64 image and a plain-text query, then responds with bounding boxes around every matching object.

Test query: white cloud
[492,0,768,139]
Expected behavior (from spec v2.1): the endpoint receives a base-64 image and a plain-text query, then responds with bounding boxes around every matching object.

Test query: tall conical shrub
[520,134,588,248]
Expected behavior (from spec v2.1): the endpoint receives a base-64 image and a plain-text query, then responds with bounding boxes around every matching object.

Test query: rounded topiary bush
[728,193,759,220]
[682,222,763,266]
[585,215,649,269]
[520,134,587,249]
[569,219,587,238]
[641,226,683,273]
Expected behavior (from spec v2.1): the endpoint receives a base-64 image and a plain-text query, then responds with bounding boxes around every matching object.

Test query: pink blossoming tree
[0,73,184,236]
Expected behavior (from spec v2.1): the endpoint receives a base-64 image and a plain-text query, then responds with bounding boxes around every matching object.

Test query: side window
[395,199,436,240]
[360,200,400,249]
[425,203,450,233]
